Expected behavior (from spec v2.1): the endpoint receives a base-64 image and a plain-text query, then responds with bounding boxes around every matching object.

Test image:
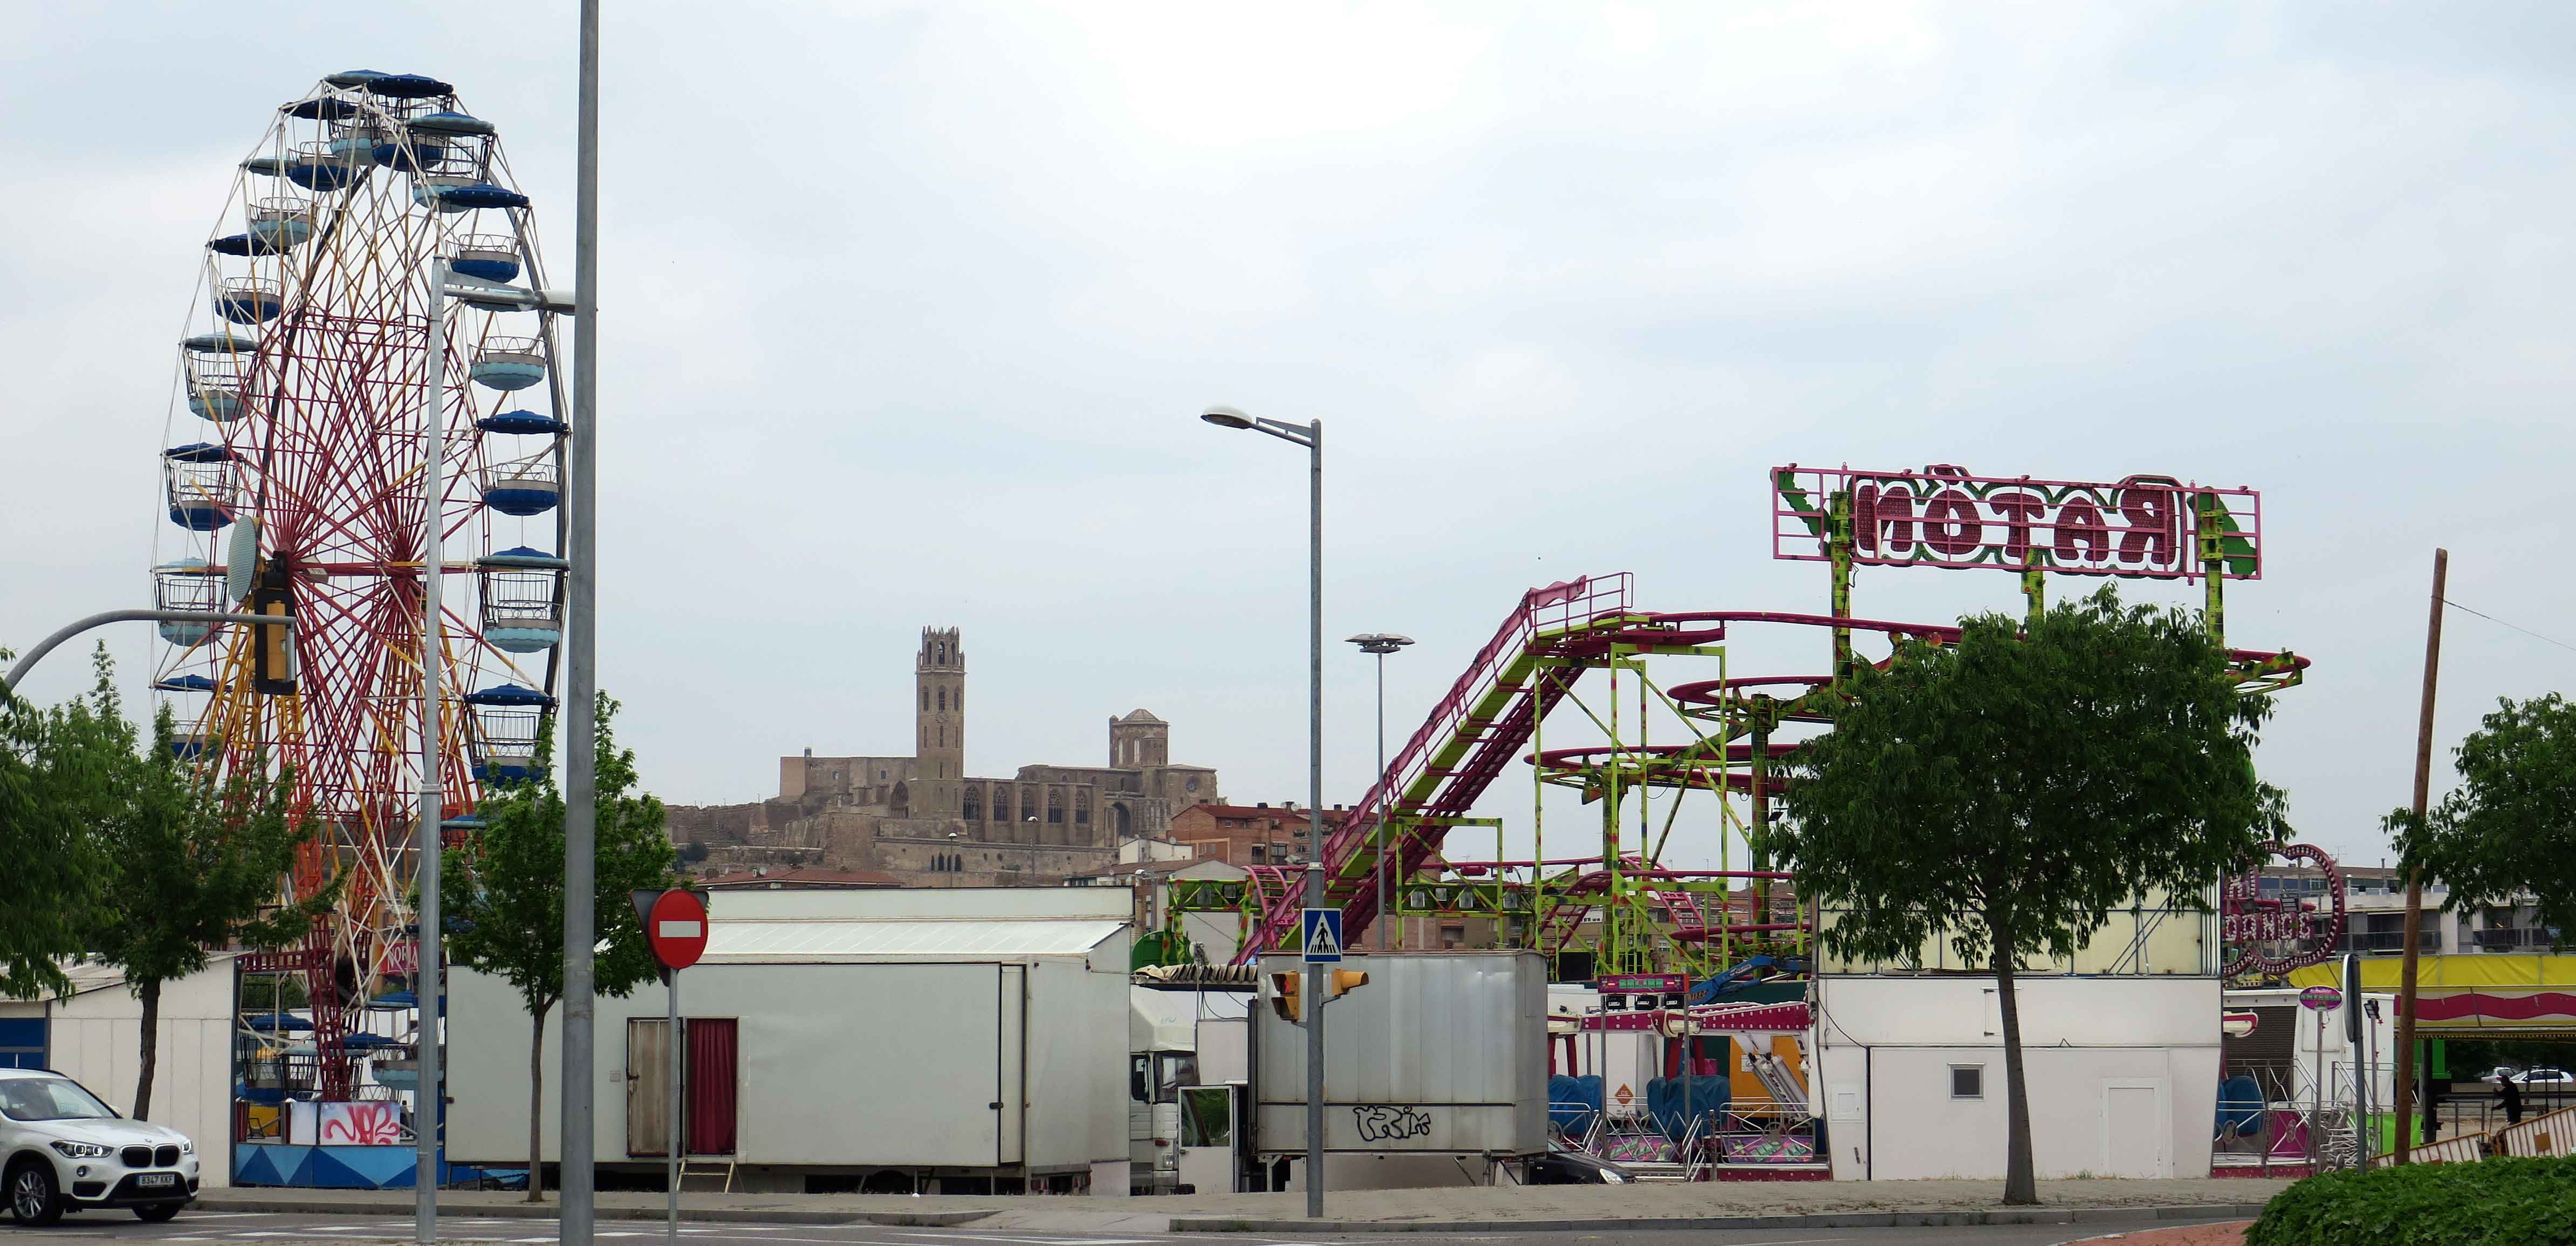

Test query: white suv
[1,1067,199,1226]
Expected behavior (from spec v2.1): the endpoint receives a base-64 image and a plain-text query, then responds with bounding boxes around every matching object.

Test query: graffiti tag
[1352,1105,1433,1143]
[317,1100,405,1146]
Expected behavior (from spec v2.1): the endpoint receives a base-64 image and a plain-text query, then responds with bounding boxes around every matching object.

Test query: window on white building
[1951,1066,1984,1099]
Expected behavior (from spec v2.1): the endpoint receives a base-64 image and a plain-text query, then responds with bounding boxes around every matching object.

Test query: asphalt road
[0,1209,2238,1246]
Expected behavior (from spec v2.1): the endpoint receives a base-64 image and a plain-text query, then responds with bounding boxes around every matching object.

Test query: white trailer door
[998,964,1025,1165]
[626,1018,673,1158]
[739,963,1004,1167]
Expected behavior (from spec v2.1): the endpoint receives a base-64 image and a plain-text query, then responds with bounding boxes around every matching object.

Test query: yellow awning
[2286,955,2576,990]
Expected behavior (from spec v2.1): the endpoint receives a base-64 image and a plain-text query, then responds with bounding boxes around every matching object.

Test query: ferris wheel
[150,70,567,1094]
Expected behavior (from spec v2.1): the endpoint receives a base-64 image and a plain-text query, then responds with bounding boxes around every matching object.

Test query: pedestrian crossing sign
[1302,908,1344,963]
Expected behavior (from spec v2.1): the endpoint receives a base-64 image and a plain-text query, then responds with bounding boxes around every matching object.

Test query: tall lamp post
[1346,633,1412,950]
[1197,405,1327,1218]
[424,270,574,1245]
[563,3,605,1242]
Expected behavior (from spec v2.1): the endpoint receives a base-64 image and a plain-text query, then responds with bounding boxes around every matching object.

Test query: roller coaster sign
[1772,465,2261,580]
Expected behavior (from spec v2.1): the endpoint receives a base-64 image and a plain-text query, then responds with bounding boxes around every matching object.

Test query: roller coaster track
[1229,577,2312,964]
[1235,573,1729,962]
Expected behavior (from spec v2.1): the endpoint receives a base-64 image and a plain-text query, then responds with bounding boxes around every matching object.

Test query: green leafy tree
[87,697,337,1120]
[2392,693,2576,944]
[441,694,674,1201]
[0,648,119,999]
[1777,587,2284,1204]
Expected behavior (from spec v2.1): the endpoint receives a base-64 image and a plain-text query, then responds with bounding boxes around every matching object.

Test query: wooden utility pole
[2392,548,2447,1165]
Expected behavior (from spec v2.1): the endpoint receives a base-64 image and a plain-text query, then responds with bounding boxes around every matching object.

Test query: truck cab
[1129,990,1200,1194]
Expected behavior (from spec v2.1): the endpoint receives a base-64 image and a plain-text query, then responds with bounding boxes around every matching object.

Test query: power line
[2444,598,2576,656]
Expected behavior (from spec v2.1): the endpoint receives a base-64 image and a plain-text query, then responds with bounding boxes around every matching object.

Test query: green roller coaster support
[2197,491,2227,646]
[1828,490,1854,684]
[1133,929,1195,969]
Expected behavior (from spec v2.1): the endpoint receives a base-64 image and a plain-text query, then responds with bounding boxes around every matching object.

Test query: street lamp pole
[563,3,604,1241]
[415,258,449,1246]
[1346,634,1413,951]
[1198,406,1326,1218]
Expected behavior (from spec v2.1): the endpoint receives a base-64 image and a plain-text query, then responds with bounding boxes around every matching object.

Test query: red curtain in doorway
[686,1018,738,1156]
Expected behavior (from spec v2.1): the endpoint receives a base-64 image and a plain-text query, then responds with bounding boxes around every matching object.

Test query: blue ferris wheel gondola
[365,73,454,100]
[282,97,367,121]
[183,330,259,354]
[464,684,556,784]
[463,683,554,709]
[162,444,238,530]
[476,410,567,436]
[448,235,519,284]
[428,182,530,212]
[476,547,568,654]
[207,233,288,258]
[217,279,284,324]
[408,110,497,138]
[285,142,364,193]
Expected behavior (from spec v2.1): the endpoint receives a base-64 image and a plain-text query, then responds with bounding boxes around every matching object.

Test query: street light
[563,4,605,1243]
[1346,633,1413,951]
[1197,403,1327,1220]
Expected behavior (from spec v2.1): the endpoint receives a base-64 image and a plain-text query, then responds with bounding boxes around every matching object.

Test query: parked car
[2516,1068,2574,1087]
[1520,1129,1634,1185]
[2482,1065,2520,1084]
[0,1068,198,1226]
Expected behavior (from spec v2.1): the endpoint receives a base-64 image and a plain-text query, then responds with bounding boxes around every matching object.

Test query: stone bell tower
[916,627,964,816]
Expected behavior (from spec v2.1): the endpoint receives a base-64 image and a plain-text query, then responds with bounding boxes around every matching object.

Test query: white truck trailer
[447,887,1131,1194]
[1251,951,1548,1189]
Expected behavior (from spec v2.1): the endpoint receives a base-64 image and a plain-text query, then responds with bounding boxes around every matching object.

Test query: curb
[196,1196,993,1228]
[1168,1202,2270,1235]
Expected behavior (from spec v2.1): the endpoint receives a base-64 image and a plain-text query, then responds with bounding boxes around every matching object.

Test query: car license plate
[135,1173,176,1188]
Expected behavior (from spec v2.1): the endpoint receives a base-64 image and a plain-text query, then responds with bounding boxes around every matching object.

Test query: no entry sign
[638,888,709,971]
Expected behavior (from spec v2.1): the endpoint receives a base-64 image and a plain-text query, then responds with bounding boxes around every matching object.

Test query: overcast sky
[6,3,2572,870]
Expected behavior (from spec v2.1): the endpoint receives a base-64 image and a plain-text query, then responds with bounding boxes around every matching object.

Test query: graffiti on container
[317,1100,405,1145]
[1352,1105,1433,1143]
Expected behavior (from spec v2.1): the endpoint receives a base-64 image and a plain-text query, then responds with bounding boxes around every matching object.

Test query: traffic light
[1269,969,1372,1024]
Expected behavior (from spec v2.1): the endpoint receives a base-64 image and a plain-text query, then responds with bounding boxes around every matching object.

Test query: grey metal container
[1251,951,1547,1156]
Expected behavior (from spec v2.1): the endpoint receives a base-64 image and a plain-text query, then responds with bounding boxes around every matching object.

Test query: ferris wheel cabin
[285,140,364,193]
[464,683,554,784]
[246,197,314,251]
[447,234,519,284]
[183,348,247,423]
[470,336,545,392]
[475,546,567,653]
[217,278,283,324]
[152,558,228,645]
[479,460,559,517]
[162,443,237,530]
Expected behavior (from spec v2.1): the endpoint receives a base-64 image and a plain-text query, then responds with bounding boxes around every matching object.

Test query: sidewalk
[200,1177,2294,1235]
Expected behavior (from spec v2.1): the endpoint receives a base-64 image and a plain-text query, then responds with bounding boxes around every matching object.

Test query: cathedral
[670,628,1222,886]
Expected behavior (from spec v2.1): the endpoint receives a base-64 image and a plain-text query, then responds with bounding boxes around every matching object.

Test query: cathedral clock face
[1186,776,1200,792]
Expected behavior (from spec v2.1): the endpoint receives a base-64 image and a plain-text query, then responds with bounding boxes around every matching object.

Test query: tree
[0,648,117,1000]
[441,694,674,1201]
[86,695,336,1120]
[2392,693,2576,943]
[1776,587,2284,1204]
